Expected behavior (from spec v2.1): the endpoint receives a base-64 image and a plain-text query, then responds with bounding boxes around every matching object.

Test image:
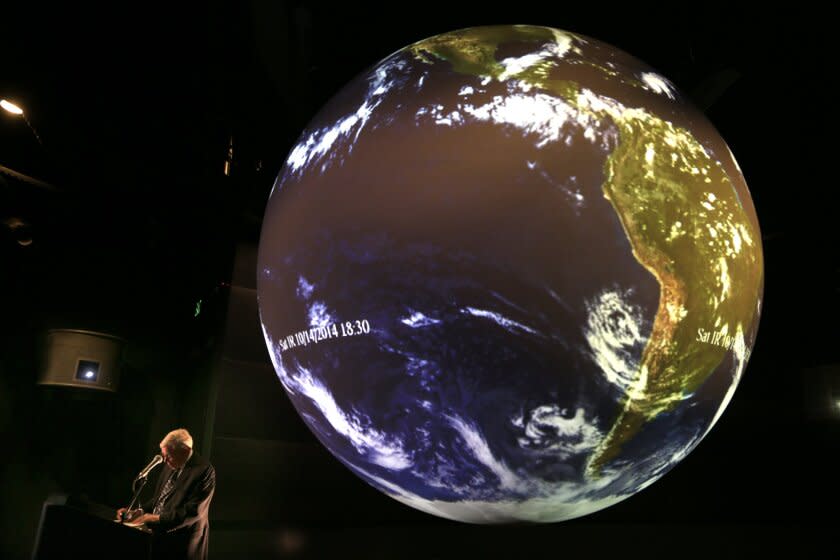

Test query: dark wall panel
[213,358,310,441]
[220,286,270,365]
[210,436,422,524]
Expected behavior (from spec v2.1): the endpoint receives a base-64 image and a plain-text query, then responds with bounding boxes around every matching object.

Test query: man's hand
[126,513,160,527]
[115,507,139,522]
[115,507,143,522]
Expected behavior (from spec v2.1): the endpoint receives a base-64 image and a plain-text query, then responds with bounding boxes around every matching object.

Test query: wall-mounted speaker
[38,329,125,391]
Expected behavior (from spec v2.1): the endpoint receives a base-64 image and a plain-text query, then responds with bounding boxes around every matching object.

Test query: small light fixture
[75,359,100,382]
[1,99,24,115]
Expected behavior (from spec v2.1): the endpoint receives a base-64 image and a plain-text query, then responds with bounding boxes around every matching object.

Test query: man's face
[160,443,190,470]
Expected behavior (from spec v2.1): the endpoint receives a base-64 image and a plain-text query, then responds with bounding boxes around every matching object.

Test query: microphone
[134,454,163,480]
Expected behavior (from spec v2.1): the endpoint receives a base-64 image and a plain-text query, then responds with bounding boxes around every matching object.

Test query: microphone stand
[120,475,150,525]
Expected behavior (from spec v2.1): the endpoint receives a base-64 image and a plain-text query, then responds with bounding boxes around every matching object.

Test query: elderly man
[117,429,216,560]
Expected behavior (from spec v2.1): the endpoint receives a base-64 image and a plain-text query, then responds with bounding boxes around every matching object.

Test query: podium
[32,494,153,559]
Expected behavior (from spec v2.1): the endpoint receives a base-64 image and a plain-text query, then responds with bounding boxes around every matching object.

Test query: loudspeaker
[38,329,125,391]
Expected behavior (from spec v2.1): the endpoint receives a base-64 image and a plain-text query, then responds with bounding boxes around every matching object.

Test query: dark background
[2,2,837,559]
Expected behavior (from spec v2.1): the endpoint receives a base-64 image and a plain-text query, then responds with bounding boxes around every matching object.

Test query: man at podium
[117,429,215,560]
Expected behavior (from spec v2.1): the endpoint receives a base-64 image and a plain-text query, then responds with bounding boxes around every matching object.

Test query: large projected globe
[256,25,763,523]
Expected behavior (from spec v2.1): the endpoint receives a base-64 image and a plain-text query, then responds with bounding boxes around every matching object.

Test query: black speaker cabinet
[38,329,125,391]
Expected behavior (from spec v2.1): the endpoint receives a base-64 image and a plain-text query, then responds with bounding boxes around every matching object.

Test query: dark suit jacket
[141,453,215,560]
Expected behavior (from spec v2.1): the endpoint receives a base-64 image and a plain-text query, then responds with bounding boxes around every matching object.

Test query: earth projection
[256,25,763,523]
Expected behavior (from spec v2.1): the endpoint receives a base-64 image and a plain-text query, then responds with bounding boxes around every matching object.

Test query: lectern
[32,494,152,560]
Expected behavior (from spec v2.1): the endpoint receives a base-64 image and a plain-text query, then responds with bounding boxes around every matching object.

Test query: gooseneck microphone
[134,454,163,481]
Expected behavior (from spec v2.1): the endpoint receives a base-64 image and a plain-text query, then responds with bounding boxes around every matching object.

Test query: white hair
[161,428,194,451]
